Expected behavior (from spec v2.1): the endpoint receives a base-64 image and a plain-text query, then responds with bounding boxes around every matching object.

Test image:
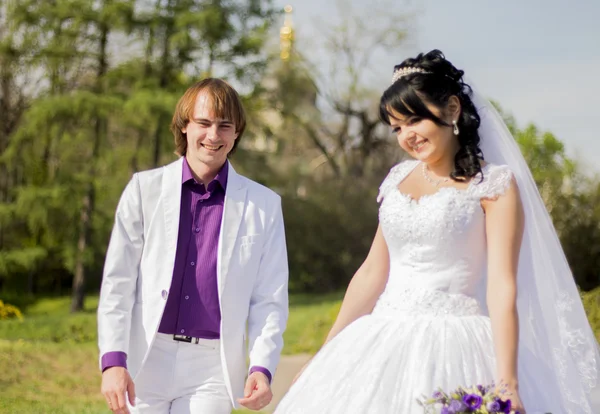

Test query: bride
[274,50,600,413]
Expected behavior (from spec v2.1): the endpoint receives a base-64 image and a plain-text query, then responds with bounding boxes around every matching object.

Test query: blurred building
[243,5,318,157]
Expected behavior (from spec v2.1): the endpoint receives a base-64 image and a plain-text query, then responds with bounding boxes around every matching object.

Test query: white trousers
[129,333,232,414]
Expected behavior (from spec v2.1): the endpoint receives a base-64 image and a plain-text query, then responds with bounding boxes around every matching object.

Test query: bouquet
[418,382,526,414]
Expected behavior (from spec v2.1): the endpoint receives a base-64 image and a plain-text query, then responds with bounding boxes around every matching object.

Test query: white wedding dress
[274,159,557,414]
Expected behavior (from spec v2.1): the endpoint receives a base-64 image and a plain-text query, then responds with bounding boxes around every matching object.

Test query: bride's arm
[482,176,525,391]
[323,225,390,345]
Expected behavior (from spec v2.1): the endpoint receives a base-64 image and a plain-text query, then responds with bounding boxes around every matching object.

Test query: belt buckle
[173,334,193,343]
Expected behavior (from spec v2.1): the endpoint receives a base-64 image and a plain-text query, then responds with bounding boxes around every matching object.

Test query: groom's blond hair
[170,78,247,157]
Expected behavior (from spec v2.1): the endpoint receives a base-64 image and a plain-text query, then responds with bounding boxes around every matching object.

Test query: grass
[2,288,599,413]
[0,293,343,352]
[284,291,342,354]
[0,340,107,414]
[0,291,342,413]
[0,297,98,343]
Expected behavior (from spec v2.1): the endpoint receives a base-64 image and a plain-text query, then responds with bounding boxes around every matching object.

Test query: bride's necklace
[422,163,450,187]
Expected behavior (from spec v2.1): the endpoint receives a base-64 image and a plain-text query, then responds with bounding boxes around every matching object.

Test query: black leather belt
[173,334,201,344]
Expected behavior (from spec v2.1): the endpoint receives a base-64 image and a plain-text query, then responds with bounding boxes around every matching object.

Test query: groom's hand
[101,366,135,414]
[238,371,273,411]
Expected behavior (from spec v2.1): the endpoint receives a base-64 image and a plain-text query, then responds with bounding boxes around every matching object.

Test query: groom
[98,78,289,413]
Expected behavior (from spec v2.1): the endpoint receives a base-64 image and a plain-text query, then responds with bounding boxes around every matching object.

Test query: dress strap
[377,160,420,203]
[468,164,514,200]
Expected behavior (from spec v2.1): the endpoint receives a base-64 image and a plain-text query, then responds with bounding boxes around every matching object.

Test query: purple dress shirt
[101,159,271,382]
[158,158,227,338]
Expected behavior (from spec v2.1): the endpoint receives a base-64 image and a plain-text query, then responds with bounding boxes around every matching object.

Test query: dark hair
[171,78,247,157]
[379,49,483,181]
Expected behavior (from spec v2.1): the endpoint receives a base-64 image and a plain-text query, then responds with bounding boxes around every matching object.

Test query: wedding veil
[471,85,600,413]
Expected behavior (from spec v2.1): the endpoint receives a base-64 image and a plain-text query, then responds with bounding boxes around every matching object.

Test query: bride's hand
[509,393,525,414]
[501,386,526,414]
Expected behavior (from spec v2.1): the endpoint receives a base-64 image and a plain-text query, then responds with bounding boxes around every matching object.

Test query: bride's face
[388,105,457,164]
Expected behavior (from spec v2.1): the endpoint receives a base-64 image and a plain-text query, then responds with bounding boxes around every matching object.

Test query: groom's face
[182,92,239,170]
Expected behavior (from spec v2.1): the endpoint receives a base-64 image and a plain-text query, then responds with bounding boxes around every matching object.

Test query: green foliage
[283,292,343,354]
[0,300,23,320]
[0,247,47,279]
[0,292,341,354]
[0,312,96,342]
[558,184,600,291]
[0,295,97,341]
[1,1,599,305]
[0,291,36,310]
[582,287,600,343]
[0,0,279,305]
[282,179,381,292]
[495,103,600,291]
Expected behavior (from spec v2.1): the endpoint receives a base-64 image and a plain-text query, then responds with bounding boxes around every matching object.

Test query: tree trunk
[71,12,109,312]
[152,0,174,167]
[71,179,95,311]
[27,269,35,294]
[0,54,15,248]
[152,115,164,166]
[130,129,144,174]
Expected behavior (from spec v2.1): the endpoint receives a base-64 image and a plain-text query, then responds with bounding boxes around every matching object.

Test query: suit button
[161,290,168,300]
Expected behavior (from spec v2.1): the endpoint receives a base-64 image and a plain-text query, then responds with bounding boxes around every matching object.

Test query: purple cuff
[101,351,128,372]
[249,366,272,384]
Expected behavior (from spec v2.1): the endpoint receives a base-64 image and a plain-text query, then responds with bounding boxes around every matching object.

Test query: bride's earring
[452,120,459,135]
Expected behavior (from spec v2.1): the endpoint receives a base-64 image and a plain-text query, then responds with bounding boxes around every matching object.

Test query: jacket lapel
[161,158,184,286]
[218,163,247,297]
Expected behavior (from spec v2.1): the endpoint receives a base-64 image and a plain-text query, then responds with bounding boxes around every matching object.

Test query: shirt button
[185,295,189,300]
[194,227,200,233]
[180,329,185,334]
[190,262,195,266]
[161,290,168,300]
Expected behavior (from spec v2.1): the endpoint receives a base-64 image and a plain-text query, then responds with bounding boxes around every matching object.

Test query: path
[263,354,312,412]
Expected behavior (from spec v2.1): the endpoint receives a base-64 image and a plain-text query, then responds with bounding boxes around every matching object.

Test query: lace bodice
[373,159,513,317]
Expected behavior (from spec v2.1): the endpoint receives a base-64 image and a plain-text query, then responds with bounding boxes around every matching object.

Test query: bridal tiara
[391,67,431,84]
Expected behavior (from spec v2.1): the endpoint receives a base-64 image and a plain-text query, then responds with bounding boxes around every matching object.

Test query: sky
[272,0,600,168]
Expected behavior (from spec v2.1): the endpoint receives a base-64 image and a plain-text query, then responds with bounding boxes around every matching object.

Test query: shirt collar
[182,157,228,191]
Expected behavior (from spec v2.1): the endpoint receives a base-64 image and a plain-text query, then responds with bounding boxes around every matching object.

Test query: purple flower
[441,407,450,414]
[456,387,467,397]
[486,400,501,412]
[448,399,467,413]
[477,385,486,395]
[432,390,447,404]
[463,394,483,410]
[498,398,512,414]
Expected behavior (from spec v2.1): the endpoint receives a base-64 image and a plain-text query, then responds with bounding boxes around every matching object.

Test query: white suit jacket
[97,158,289,406]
